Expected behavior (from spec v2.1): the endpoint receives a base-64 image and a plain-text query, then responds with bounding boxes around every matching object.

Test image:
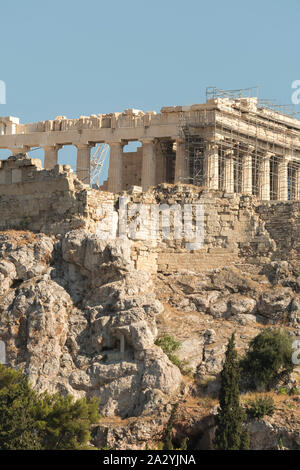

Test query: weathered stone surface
[0,260,17,295]
[189,291,221,312]
[0,182,299,449]
[92,414,169,450]
[257,287,293,322]
[0,277,73,394]
[289,298,300,325]
[249,416,300,450]
[228,294,257,315]
[0,229,182,419]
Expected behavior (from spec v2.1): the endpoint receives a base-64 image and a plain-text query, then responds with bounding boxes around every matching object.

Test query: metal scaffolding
[90,143,110,187]
[178,87,300,200]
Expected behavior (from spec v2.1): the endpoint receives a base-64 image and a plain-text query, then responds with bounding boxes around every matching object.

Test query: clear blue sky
[1,0,299,178]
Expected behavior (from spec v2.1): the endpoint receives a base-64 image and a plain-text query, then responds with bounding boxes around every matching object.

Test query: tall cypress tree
[214,333,249,450]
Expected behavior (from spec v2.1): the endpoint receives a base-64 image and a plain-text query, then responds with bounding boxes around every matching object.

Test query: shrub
[288,387,299,396]
[241,328,294,390]
[246,396,275,420]
[278,386,298,396]
[155,334,192,376]
[155,335,180,356]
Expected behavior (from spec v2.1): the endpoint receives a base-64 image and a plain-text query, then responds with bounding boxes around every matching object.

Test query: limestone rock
[0,260,17,295]
[258,287,293,322]
[189,291,221,312]
[249,419,300,450]
[228,294,256,315]
[209,299,229,319]
[141,348,182,399]
[204,329,216,344]
[0,277,73,394]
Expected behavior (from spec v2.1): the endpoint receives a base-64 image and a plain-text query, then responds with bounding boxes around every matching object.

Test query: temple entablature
[1,94,300,200]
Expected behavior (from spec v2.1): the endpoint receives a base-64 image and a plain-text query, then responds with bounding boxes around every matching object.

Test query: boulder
[258,287,293,322]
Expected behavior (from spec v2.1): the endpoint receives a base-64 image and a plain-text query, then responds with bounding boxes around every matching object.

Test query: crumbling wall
[0,156,297,273]
[125,186,276,272]
[256,201,300,260]
[0,155,114,235]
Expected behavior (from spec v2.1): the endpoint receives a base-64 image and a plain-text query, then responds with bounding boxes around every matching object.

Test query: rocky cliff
[0,182,299,449]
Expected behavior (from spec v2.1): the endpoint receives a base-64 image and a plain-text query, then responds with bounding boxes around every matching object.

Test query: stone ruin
[0,153,300,275]
[1,92,300,199]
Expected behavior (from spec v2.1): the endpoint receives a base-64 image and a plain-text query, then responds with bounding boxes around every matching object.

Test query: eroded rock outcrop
[0,184,300,449]
[0,229,182,418]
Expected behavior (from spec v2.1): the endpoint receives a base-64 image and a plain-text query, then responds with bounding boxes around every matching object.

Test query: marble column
[295,167,300,200]
[241,146,254,194]
[108,141,123,193]
[141,138,156,191]
[174,138,187,183]
[44,145,61,169]
[76,144,93,184]
[223,150,234,193]
[204,142,219,189]
[277,156,288,201]
[258,152,271,200]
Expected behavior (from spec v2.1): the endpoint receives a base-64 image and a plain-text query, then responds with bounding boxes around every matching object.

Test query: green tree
[0,364,101,450]
[214,333,249,450]
[34,393,101,450]
[0,365,42,449]
[163,403,178,450]
[241,328,294,390]
[239,426,250,450]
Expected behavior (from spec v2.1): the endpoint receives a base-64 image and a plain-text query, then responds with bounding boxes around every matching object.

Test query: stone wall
[125,185,276,272]
[256,201,300,260]
[122,149,142,190]
[0,155,298,273]
[0,154,114,235]
[100,149,142,192]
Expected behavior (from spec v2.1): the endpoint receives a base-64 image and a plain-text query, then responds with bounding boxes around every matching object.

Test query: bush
[155,334,192,376]
[241,329,294,390]
[246,396,275,420]
[278,386,298,396]
[155,335,180,356]
[0,364,101,450]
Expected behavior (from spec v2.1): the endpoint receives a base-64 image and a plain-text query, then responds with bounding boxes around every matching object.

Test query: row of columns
[9,139,181,191]
[9,140,300,201]
[107,138,188,193]
[204,143,300,201]
[9,137,189,192]
[10,144,92,184]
